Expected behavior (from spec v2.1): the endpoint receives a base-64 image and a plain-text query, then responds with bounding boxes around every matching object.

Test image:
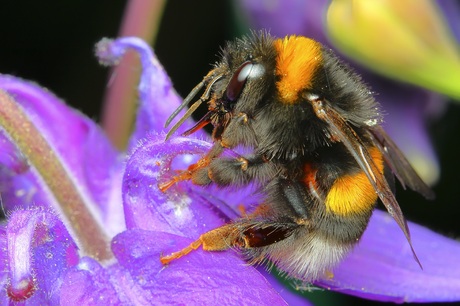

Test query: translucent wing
[309,96,422,268]
[368,125,434,200]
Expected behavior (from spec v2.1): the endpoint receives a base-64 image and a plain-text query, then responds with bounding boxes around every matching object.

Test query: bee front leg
[160,112,260,191]
[158,143,224,192]
[193,112,276,186]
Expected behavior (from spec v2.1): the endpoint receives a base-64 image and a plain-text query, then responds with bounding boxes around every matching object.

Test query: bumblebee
[159,31,433,281]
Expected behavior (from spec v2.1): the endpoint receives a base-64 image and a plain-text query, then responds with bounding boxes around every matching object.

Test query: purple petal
[123,133,225,235]
[0,75,123,233]
[60,257,121,305]
[258,269,313,306]
[435,0,460,43]
[0,226,9,302]
[237,0,329,44]
[5,208,78,303]
[95,37,206,152]
[106,263,155,304]
[317,210,460,302]
[121,134,295,304]
[111,229,288,305]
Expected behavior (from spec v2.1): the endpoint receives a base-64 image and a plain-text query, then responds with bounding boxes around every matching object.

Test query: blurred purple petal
[238,0,329,44]
[111,229,288,305]
[318,210,460,302]
[437,0,460,42]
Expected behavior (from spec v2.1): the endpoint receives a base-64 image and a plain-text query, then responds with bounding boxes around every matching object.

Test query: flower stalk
[0,90,113,261]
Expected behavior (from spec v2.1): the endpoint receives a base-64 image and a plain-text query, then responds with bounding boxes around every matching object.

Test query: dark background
[0,1,459,305]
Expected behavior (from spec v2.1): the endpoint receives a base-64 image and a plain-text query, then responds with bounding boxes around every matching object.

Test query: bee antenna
[165,98,204,141]
[165,71,224,140]
[165,79,206,128]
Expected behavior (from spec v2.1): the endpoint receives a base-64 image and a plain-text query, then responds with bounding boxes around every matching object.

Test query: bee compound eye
[225,61,261,104]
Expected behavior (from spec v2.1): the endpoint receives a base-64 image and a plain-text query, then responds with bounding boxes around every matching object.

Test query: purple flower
[0,36,459,305]
[0,38,290,305]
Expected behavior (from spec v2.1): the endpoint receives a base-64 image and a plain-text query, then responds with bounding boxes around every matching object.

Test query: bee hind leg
[160,220,299,265]
[160,223,241,265]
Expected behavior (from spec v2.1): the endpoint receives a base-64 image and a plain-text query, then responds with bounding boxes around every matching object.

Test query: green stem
[0,90,113,261]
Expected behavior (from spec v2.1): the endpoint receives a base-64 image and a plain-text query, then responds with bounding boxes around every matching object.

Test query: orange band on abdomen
[325,147,384,216]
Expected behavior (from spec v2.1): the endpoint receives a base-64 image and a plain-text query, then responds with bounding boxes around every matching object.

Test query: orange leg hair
[158,143,225,192]
[160,224,241,265]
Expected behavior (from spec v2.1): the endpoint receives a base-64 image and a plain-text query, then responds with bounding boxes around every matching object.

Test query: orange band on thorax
[274,36,322,104]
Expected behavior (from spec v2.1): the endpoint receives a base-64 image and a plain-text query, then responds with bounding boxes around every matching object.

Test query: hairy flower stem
[0,90,113,261]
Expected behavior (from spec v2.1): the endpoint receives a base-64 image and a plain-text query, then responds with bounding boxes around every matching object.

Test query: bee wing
[367,125,435,200]
[310,97,422,268]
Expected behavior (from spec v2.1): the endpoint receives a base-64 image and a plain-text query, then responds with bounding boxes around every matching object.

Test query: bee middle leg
[190,153,277,187]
